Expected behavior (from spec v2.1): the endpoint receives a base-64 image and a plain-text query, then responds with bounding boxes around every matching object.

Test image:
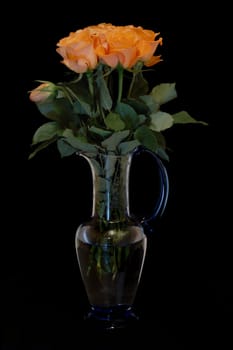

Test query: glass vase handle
[133,146,169,229]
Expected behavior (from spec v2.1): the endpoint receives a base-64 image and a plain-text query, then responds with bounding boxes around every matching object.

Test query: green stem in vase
[86,70,94,97]
[117,65,124,103]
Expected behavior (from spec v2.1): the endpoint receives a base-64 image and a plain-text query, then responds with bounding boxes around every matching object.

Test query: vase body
[75,147,168,329]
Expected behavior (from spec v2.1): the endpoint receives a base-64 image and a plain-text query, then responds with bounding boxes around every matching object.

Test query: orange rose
[56,23,162,71]
[98,26,139,68]
[95,24,162,69]
[29,82,57,103]
[135,35,163,67]
[56,30,98,73]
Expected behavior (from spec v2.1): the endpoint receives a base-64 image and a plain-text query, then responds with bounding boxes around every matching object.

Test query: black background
[2,2,232,349]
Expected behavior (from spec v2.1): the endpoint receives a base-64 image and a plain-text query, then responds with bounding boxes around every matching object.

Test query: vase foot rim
[84,305,139,331]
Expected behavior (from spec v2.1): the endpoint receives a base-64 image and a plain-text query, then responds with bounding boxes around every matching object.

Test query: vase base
[84,305,139,331]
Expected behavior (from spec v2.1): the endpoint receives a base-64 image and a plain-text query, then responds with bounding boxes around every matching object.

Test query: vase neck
[81,152,132,223]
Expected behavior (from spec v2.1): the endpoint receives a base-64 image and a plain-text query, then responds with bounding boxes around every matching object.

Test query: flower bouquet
[28,23,207,329]
[29,23,206,161]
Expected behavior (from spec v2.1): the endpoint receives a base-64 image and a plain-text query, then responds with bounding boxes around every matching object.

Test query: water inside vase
[76,226,147,307]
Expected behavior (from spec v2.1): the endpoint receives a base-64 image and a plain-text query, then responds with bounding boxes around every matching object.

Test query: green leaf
[32,121,60,144]
[124,98,149,115]
[134,126,158,153]
[149,111,174,131]
[172,110,208,125]
[73,99,92,117]
[139,95,160,113]
[114,102,139,129]
[60,136,98,154]
[104,112,125,131]
[150,83,177,105]
[89,126,112,138]
[101,130,130,151]
[96,66,113,111]
[57,138,77,157]
[129,71,149,98]
[137,114,147,126]
[118,140,140,155]
[28,137,57,159]
[36,98,74,126]
[154,131,167,149]
[62,128,87,143]
[156,147,170,161]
